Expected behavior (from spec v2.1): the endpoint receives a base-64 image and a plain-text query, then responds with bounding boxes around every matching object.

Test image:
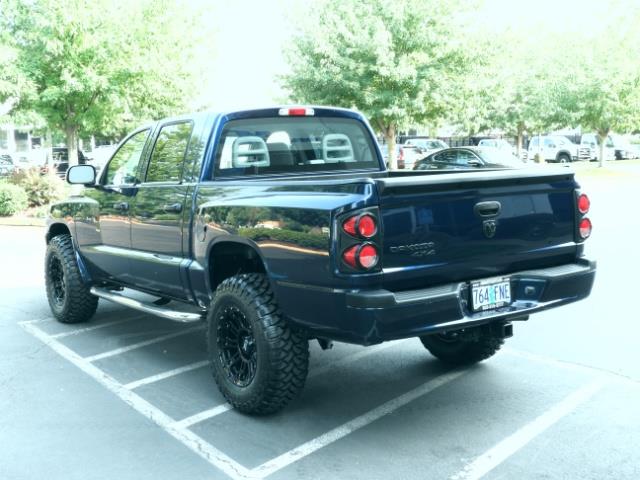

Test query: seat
[267,142,294,167]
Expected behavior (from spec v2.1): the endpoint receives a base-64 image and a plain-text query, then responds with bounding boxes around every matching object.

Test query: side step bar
[90,287,204,323]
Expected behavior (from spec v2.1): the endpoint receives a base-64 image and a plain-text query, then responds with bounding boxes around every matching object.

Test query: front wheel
[419,324,505,366]
[207,274,309,415]
[45,234,98,323]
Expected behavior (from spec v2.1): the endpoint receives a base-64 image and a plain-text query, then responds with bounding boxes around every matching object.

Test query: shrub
[11,169,67,207]
[0,183,28,216]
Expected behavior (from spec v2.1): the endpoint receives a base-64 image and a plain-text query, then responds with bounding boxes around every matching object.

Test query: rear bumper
[276,258,596,345]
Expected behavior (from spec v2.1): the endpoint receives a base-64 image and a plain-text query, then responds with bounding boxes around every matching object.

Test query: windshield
[214,117,380,178]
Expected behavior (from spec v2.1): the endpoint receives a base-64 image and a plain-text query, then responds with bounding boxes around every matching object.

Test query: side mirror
[66,164,96,185]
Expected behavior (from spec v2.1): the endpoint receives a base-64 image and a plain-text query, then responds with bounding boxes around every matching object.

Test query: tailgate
[376,169,579,291]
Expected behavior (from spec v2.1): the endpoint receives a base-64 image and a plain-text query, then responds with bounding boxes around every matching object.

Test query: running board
[90,287,204,323]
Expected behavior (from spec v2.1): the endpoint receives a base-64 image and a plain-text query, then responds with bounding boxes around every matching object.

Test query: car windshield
[214,117,380,177]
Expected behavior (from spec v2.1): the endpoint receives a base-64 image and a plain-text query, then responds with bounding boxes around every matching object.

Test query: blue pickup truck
[44,106,596,414]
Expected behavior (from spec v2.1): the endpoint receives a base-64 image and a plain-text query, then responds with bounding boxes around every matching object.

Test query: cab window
[103,129,150,186]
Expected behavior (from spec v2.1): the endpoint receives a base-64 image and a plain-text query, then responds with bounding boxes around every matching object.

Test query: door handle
[474,201,501,218]
[113,201,129,211]
[162,203,183,213]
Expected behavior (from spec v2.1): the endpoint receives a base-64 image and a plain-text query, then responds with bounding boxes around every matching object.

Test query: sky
[193,0,621,110]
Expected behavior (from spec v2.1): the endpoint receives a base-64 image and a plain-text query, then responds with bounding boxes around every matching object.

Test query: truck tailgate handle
[474,201,501,218]
[162,203,183,213]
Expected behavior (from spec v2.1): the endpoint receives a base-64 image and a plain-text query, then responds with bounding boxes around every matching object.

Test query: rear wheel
[419,324,504,366]
[557,153,571,163]
[45,234,98,323]
[207,274,309,415]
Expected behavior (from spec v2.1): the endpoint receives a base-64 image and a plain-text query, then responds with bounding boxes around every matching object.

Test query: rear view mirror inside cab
[232,136,270,168]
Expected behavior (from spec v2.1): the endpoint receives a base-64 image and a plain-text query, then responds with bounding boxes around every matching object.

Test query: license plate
[471,277,511,312]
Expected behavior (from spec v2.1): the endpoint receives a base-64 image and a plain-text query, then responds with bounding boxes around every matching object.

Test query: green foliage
[283,0,470,168]
[10,169,67,207]
[0,183,28,216]
[2,0,205,164]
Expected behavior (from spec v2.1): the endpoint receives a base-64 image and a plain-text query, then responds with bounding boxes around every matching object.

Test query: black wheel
[207,273,309,415]
[419,325,504,366]
[557,153,571,163]
[45,234,98,324]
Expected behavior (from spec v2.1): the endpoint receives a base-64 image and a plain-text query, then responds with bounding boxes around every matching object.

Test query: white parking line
[251,369,468,478]
[20,321,252,480]
[450,378,607,480]
[124,360,210,390]
[172,341,406,430]
[172,404,234,429]
[84,326,204,362]
[51,315,145,339]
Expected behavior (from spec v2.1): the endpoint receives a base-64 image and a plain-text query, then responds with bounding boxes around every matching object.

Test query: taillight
[579,218,592,239]
[576,191,592,241]
[339,209,381,272]
[577,194,590,214]
[342,243,379,270]
[342,214,377,239]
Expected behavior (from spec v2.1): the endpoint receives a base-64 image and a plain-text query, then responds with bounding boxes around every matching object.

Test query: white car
[579,134,615,162]
[528,135,579,163]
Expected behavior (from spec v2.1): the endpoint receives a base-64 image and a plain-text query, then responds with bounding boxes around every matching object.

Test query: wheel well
[46,223,71,243]
[556,151,571,160]
[208,242,266,292]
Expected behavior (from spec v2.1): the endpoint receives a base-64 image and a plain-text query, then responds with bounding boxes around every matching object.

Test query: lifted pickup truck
[45,106,596,414]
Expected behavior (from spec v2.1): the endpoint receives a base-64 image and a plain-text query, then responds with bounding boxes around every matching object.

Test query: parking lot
[1,170,639,480]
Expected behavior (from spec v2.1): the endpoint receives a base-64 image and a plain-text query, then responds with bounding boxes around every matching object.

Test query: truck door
[129,120,195,299]
[77,128,151,280]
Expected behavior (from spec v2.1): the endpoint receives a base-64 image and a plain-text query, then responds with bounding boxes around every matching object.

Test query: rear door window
[214,117,379,178]
[145,121,194,183]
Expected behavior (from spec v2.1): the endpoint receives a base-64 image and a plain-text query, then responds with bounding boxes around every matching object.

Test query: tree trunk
[597,130,609,168]
[516,122,524,159]
[65,125,79,167]
[383,124,397,170]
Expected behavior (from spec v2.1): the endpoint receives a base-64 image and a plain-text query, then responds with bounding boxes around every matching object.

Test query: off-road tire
[419,325,504,366]
[45,234,98,324]
[207,273,309,415]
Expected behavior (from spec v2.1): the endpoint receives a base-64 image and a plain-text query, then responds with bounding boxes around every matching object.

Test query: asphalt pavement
[1,170,639,480]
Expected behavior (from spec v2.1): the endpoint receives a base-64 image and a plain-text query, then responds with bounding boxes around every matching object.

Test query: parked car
[527,135,580,163]
[403,137,449,158]
[579,133,615,162]
[379,143,422,169]
[609,135,638,160]
[477,138,528,161]
[414,147,524,170]
[49,147,89,177]
[46,106,595,415]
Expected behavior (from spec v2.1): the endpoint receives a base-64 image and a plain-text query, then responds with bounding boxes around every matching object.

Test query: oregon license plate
[471,277,511,312]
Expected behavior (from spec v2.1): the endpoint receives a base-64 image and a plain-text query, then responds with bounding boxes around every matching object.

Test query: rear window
[213,117,379,178]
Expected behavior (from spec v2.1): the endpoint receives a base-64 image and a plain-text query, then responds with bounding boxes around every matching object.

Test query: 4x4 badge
[483,220,497,238]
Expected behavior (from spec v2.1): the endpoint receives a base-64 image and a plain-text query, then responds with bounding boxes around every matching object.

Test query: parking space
[3,175,640,480]
[17,305,635,480]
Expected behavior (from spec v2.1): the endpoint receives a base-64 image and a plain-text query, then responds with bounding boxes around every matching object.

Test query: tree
[546,2,640,166]
[282,0,470,169]
[2,0,203,166]
[558,45,640,167]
